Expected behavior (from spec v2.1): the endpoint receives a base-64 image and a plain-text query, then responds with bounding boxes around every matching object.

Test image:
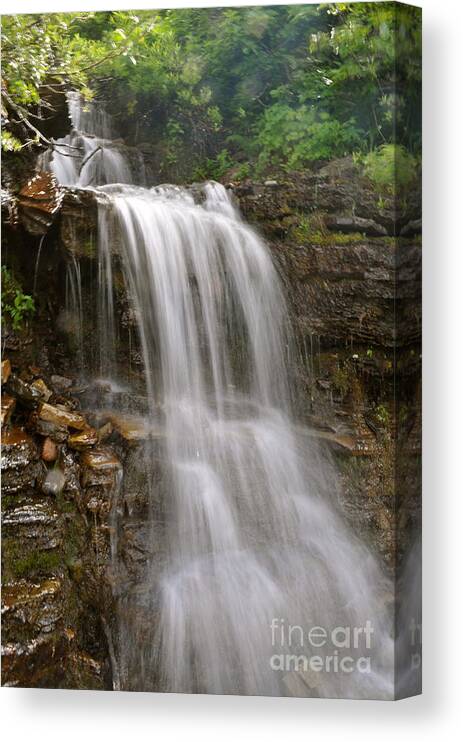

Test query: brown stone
[6,374,42,407]
[31,378,52,402]
[81,447,121,472]
[109,413,157,443]
[1,428,40,495]
[68,427,98,451]
[18,171,64,235]
[39,402,86,431]
[42,437,58,462]
[81,446,121,489]
[29,412,68,443]
[2,358,12,384]
[1,394,15,428]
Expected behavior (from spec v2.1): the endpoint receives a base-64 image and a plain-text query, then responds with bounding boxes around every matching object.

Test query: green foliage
[2,4,421,174]
[363,144,418,195]
[375,404,390,426]
[12,549,61,578]
[256,104,361,170]
[291,214,364,246]
[1,266,36,330]
[193,149,235,181]
[1,11,146,150]
[1,131,22,152]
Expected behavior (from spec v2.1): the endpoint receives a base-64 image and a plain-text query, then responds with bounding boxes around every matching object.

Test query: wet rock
[324,215,388,237]
[39,402,87,430]
[2,496,62,550]
[60,188,98,258]
[50,374,73,392]
[81,447,121,488]
[274,241,397,347]
[2,578,63,636]
[1,578,67,688]
[29,412,69,443]
[1,358,12,384]
[81,447,122,517]
[1,428,40,495]
[59,448,81,497]
[42,468,66,496]
[30,378,52,402]
[97,421,113,443]
[6,374,43,408]
[68,427,98,451]
[1,394,16,428]
[67,650,105,690]
[309,429,357,455]
[18,171,63,235]
[109,413,157,444]
[42,437,58,463]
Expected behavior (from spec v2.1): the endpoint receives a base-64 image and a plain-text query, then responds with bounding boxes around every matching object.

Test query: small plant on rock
[1,265,35,331]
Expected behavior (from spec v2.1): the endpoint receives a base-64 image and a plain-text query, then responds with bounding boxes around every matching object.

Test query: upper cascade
[39,91,144,188]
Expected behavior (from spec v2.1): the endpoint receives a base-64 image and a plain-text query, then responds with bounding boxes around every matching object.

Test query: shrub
[1,266,35,330]
[255,104,361,171]
[363,144,418,195]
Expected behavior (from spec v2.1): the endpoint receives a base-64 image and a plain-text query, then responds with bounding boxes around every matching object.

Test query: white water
[40,92,135,187]
[96,183,393,698]
[51,94,394,698]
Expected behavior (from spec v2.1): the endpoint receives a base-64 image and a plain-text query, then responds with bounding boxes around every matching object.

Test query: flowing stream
[44,94,394,699]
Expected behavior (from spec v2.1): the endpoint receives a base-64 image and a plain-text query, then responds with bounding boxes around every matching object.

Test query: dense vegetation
[1,3,421,180]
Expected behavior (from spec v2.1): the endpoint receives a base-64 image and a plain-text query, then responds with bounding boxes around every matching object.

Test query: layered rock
[1,158,421,688]
[232,165,421,567]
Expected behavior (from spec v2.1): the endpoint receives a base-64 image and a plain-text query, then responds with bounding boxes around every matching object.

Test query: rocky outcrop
[1,360,167,689]
[232,166,421,568]
[18,172,64,235]
[1,364,118,688]
[1,158,421,687]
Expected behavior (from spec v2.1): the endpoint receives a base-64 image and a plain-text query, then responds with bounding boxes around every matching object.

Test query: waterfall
[48,93,393,698]
[96,182,393,698]
[64,254,84,367]
[40,92,135,187]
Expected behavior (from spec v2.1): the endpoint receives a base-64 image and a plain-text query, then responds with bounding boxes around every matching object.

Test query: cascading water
[96,183,393,699]
[50,94,393,699]
[40,91,136,187]
[65,253,84,368]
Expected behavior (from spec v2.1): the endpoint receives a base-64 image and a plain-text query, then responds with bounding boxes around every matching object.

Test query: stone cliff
[1,159,421,688]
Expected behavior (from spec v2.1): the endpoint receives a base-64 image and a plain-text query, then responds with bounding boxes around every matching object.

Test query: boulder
[39,402,87,431]
[81,447,121,486]
[31,378,53,402]
[1,394,16,428]
[42,437,58,463]
[1,358,12,384]
[6,374,43,408]
[68,427,98,451]
[18,171,63,235]
[324,215,388,237]
[29,412,69,443]
[1,428,40,495]
[2,496,62,550]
